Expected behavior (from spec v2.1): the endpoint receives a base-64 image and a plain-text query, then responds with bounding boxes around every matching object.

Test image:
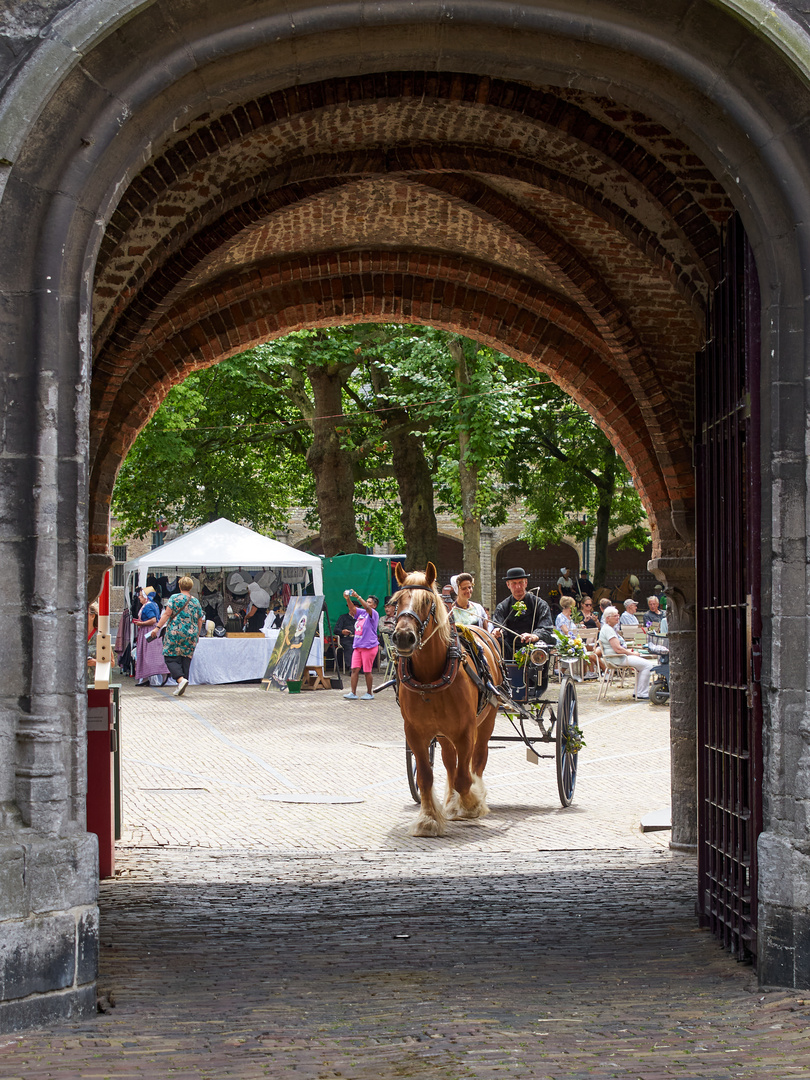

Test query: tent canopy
[124,518,323,595]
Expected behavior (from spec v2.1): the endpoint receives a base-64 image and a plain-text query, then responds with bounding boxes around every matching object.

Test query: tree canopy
[111,324,650,584]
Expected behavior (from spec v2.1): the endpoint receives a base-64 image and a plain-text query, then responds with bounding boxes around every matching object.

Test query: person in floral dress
[149,575,204,696]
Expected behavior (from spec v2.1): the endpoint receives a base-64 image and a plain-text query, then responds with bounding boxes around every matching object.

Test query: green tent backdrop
[321,554,402,633]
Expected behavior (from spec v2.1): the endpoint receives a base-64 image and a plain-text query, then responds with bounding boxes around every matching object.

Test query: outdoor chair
[597,659,627,701]
[380,632,397,680]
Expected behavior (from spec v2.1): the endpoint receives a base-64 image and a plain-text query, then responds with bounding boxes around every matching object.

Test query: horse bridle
[391,584,441,649]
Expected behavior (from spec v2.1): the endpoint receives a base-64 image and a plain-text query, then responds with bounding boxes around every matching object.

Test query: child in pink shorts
[343,591,379,700]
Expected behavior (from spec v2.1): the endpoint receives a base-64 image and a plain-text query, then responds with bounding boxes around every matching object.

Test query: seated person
[578,596,602,678]
[579,596,599,629]
[492,567,553,662]
[451,573,488,628]
[619,598,640,627]
[378,597,398,665]
[599,606,656,700]
[643,594,664,629]
[379,597,397,636]
[555,595,578,637]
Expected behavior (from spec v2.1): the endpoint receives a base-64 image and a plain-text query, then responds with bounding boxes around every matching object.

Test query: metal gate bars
[695,213,763,960]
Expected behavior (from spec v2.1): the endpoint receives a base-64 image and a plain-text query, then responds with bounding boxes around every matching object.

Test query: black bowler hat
[503,566,530,581]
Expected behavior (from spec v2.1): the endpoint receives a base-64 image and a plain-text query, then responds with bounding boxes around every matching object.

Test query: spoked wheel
[555,677,580,807]
[406,739,436,804]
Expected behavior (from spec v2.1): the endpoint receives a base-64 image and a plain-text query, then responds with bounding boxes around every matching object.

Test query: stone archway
[2,0,810,1028]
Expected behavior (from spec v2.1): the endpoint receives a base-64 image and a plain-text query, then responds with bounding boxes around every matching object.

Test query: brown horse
[391,562,504,837]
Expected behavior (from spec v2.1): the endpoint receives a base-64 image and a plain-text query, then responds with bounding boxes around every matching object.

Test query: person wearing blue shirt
[619,598,640,627]
[136,587,161,624]
[133,586,165,685]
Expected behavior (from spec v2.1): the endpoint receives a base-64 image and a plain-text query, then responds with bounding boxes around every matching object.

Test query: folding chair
[578,626,599,680]
[380,632,397,680]
[597,658,630,701]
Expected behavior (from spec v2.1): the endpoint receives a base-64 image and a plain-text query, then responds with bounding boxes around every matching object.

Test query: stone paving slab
[8,676,810,1077]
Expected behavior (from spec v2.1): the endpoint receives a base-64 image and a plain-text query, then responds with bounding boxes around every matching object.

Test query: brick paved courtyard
[117,673,672,852]
[5,676,810,1078]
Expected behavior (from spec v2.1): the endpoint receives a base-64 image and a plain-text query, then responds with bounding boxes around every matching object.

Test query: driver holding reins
[492,566,553,660]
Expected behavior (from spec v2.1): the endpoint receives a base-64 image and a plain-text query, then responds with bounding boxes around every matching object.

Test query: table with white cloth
[187,632,323,686]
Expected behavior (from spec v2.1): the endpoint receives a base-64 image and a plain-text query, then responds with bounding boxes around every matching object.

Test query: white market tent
[124,517,323,595]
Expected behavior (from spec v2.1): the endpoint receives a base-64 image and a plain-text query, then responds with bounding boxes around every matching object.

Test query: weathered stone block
[26,834,98,913]
[0,913,76,999]
[758,831,810,910]
[759,903,810,990]
[0,709,17,804]
[0,983,96,1035]
[0,845,25,919]
[76,905,99,985]
[0,606,27,694]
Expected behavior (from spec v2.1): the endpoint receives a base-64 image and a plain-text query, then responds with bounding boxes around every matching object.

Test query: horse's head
[391,562,449,657]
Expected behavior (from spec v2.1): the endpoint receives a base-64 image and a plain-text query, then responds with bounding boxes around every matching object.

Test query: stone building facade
[2,0,810,1031]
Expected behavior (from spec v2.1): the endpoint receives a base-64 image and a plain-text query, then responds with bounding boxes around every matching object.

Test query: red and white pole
[94,570,112,688]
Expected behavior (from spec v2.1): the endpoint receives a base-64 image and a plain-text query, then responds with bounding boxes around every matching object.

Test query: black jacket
[493,592,553,660]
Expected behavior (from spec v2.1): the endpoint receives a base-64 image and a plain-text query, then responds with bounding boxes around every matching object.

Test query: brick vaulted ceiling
[89,71,732,555]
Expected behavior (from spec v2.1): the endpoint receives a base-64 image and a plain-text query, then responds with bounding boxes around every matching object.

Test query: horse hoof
[410,816,446,838]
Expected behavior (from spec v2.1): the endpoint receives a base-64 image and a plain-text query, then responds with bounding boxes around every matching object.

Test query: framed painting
[263,595,324,690]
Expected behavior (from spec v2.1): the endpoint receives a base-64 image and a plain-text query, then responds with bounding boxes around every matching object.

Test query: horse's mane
[397,570,452,647]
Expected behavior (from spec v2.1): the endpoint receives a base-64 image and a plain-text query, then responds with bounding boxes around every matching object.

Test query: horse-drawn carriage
[405,646,582,809]
[385,563,584,836]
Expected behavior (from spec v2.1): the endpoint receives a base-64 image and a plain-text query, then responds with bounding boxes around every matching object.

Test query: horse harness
[392,585,501,712]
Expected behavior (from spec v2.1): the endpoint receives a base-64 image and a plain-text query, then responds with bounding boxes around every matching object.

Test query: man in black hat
[577,568,594,599]
[492,567,553,661]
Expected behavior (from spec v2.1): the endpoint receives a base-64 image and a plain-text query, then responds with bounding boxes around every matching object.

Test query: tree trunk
[366,360,438,572]
[592,445,616,588]
[388,422,439,571]
[449,340,482,599]
[306,365,362,556]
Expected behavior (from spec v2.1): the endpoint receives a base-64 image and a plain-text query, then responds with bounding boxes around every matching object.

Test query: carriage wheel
[406,739,436,804]
[555,677,579,807]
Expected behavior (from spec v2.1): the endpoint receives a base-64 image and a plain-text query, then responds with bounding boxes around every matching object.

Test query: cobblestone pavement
[116,673,672,852]
[7,676,810,1078]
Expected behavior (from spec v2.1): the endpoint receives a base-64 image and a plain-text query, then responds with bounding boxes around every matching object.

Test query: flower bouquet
[552,628,588,661]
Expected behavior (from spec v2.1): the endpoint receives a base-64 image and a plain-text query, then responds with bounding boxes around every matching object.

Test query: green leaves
[112,323,649,575]
[111,363,313,540]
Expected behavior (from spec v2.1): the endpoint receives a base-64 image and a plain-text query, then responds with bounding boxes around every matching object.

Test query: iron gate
[695,214,763,960]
